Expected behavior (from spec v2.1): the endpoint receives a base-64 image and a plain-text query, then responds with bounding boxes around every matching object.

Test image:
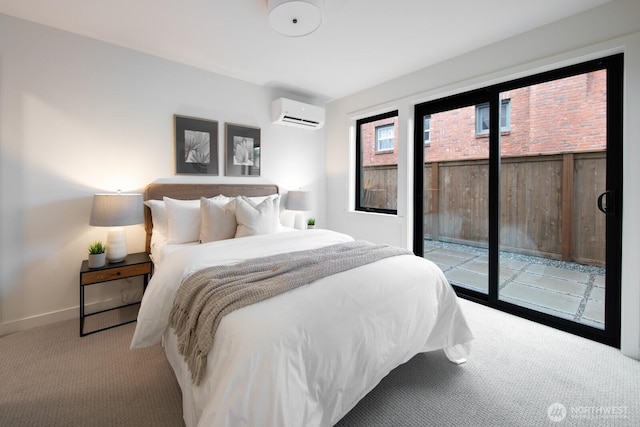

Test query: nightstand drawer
[81,263,152,285]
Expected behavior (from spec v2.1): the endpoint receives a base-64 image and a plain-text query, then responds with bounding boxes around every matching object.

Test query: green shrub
[88,241,106,254]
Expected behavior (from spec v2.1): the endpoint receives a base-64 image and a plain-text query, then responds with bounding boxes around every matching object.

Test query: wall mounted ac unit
[272,98,325,130]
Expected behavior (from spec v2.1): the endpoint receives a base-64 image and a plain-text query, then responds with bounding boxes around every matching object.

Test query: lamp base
[294,212,308,230]
[106,227,128,263]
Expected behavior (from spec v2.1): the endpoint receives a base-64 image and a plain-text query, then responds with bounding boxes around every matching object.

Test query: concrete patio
[423,240,606,329]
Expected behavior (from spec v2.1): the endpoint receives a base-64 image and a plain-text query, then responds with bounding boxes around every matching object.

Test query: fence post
[432,162,440,241]
[561,153,574,262]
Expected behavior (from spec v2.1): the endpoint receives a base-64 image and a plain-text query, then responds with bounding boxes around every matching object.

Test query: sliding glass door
[420,96,491,297]
[414,54,623,346]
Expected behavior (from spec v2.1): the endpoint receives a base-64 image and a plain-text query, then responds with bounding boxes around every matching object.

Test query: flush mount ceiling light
[268,0,322,37]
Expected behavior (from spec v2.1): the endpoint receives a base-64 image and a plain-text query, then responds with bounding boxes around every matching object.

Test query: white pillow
[221,194,279,217]
[234,195,281,238]
[200,196,237,243]
[163,197,201,244]
[144,199,168,248]
[247,194,278,205]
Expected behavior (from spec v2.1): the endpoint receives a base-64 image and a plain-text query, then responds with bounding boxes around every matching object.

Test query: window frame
[423,115,431,145]
[375,123,395,152]
[476,99,511,135]
[355,110,399,215]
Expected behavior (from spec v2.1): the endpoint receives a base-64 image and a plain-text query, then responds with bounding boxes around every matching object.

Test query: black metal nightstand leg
[80,278,86,336]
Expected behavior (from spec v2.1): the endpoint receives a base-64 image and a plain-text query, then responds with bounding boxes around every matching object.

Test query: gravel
[423,240,605,275]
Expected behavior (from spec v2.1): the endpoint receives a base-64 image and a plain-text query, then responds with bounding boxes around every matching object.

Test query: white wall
[0,14,325,334]
[325,0,640,359]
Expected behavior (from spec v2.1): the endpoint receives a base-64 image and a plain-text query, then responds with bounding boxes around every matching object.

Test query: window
[424,115,431,145]
[355,110,398,214]
[375,124,394,152]
[476,100,511,135]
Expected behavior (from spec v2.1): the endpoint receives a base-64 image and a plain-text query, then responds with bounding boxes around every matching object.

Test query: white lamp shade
[90,193,144,226]
[287,190,312,211]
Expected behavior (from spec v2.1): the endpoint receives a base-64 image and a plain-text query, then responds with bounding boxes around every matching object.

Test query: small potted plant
[307,218,316,229]
[88,241,107,268]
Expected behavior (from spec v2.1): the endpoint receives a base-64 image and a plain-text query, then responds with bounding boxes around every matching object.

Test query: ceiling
[0,0,611,103]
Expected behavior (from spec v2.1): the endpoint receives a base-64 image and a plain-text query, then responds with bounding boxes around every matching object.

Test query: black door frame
[413,54,623,347]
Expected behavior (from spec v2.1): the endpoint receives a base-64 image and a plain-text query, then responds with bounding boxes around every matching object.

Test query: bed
[130,183,473,427]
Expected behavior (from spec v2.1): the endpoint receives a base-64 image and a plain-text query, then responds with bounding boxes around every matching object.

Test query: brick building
[361,70,606,166]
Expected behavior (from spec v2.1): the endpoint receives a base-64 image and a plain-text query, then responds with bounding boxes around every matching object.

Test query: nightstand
[79,252,152,336]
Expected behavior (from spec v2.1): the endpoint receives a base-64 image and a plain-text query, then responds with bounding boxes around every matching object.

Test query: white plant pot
[88,253,106,269]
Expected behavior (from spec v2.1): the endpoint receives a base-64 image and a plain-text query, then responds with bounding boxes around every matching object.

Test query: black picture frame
[175,115,219,175]
[225,123,261,176]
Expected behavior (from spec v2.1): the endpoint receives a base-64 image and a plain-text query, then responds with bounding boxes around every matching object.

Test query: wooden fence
[364,151,606,266]
[363,165,398,210]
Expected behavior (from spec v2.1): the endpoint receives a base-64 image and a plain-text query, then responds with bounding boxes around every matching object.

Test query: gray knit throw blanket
[169,240,412,385]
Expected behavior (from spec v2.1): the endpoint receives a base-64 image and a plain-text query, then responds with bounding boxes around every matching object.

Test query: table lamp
[89,192,144,263]
[287,190,312,229]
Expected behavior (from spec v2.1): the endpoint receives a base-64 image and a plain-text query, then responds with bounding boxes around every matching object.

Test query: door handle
[597,190,614,215]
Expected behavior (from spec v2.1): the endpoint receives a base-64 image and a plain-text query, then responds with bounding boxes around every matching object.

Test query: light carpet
[1,299,638,426]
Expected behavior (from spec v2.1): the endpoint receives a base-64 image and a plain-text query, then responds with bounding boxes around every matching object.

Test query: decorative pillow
[247,194,278,205]
[144,199,168,247]
[163,197,201,244]
[200,196,237,243]
[234,195,281,238]
[221,194,279,217]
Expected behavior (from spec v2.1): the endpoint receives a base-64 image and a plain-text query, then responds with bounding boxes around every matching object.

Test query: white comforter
[131,229,473,427]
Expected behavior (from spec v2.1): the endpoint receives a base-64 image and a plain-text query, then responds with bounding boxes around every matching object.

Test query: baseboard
[621,342,640,361]
[0,298,124,337]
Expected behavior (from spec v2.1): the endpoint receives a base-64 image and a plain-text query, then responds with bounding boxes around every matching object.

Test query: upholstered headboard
[143,183,279,254]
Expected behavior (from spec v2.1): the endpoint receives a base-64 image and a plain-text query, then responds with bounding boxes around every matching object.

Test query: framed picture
[225,123,261,176]
[175,115,219,175]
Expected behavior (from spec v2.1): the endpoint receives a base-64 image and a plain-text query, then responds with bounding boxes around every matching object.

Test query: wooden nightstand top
[80,252,152,286]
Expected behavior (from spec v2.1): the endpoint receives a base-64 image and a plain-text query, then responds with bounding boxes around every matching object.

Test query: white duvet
[131,229,473,427]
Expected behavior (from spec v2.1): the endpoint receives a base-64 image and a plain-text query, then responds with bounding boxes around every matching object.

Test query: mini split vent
[271,98,325,130]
